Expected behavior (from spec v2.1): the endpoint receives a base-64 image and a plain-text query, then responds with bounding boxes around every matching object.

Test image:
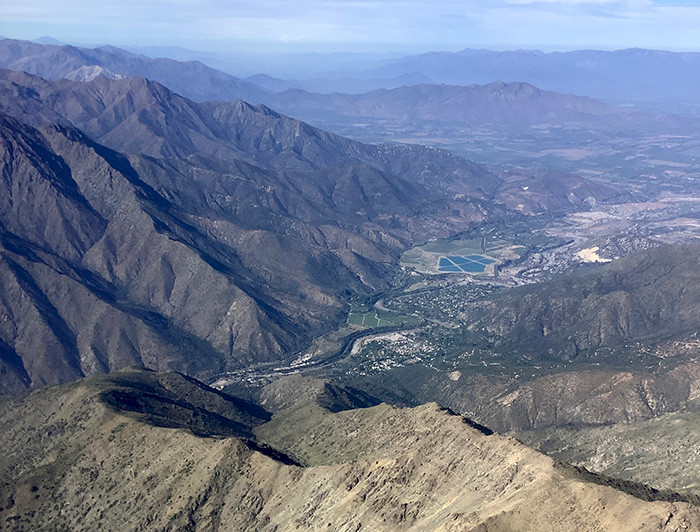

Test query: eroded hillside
[1,370,699,531]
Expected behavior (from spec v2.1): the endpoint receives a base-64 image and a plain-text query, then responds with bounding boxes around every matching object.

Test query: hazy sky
[1,0,699,54]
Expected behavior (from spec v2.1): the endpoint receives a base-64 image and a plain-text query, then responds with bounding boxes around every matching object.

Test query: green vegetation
[421,238,484,254]
[385,283,501,321]
[347,303,421,329]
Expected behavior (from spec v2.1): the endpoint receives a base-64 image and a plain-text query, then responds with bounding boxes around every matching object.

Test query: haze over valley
[1,3,699,527]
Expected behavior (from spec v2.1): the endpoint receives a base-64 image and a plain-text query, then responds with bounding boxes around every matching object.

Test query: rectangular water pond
[438,255,495,273]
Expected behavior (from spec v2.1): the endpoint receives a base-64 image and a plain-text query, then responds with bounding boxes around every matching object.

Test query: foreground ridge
[1,370,698,531]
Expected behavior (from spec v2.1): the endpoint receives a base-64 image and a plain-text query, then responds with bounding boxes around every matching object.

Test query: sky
[1,0,699,55]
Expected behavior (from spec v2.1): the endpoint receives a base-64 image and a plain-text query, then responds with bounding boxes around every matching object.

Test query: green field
[347,304,420,328]
[421,238,483,254]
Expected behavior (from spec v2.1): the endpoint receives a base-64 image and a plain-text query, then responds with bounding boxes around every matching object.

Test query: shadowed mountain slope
[0,70,518,394]
[257,374,381,413]
[1,369,699,531]
[0,69,501,201]
[0,113,308,393]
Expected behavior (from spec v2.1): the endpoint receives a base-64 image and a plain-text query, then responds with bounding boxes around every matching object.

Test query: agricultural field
[347,304,421,329]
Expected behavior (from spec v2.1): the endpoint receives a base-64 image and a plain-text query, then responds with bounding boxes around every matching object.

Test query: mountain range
[264,81,629,131]
[365,48,700,103]
[3,67,626,394]
[0,65,657,397]
[1,35,700,531]
[2,368,698,531]
[3,37,687,136]
[4,22,700,532]
[465,242,700,360]
[0,38,266,102]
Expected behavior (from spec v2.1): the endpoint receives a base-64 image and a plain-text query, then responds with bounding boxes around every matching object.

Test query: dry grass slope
[1,370,699,531]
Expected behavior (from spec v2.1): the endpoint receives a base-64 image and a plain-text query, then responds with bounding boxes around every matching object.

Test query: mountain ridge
[2,38,682,135]
[464,242,700,359]
[2,368,699,531]
[265,81,625,130]
[0,37,268,102]
[0,71,519,394]
[367,47,700,102]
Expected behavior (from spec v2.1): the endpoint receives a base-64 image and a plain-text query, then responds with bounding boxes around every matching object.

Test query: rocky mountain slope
[408,356,700,432]
[0,112,308,393]
[463,242,700,361]
[0,70,530,394]
[518,410,700,497]
[349,351,700,436]
[2,369,698,531]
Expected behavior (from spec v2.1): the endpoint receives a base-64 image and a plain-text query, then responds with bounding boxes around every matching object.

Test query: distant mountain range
[247,71,434,95]
[3,37,688,136]
[5,38,699,107]
[265,81,626,130]
[365,48,700,103]
[0,38,266,102]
